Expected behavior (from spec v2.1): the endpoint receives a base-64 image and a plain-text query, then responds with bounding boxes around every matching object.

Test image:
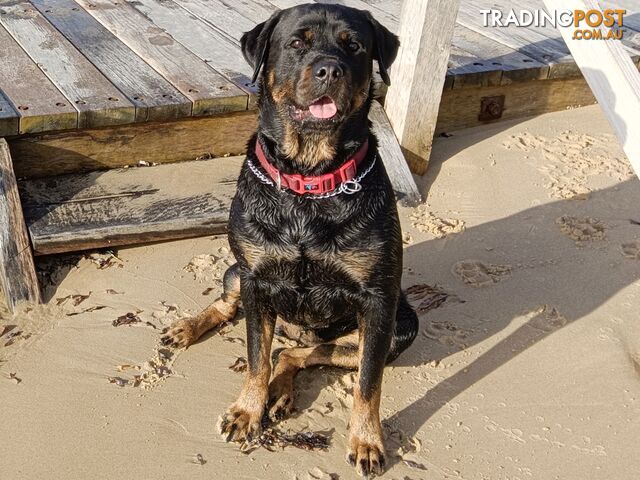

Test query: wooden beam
[20,156,243,255]
[543,0,640,176]
[8,111,258,179]
[369,101,421,206]
[384,0,461,175]
[0,139,41,311]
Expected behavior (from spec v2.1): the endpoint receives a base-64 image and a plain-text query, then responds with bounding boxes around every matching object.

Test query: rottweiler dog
[161,3,418,477]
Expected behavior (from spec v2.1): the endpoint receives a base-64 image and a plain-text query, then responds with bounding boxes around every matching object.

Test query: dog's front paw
[160,318,200,348]
[219,405,263,444]
[346,434,386,478]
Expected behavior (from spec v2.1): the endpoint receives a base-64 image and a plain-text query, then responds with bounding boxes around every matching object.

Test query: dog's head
[241,4,399,164]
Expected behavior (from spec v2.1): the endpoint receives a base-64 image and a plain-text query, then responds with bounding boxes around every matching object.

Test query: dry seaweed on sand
[202,287,215,296]
[88,250,124,269]
[406,284,462,315]
[66,305,108,316]
[403,459,428,471]
[106,289,123,295]
[6,372,22,384]
[4,330,27,347]
[240,428,330,453]
[228,357,247,373]
[112,311,143,327]
[108,376,129,387]
[0,324,17,338]
[56,292,91,307]
[193,454,206,465]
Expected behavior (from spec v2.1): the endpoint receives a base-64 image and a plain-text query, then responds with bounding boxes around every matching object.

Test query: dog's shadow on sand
[286,177,640,462]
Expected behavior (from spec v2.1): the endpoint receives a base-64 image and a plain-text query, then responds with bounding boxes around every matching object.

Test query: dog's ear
[365,13,400,86]
[241,11,282,84]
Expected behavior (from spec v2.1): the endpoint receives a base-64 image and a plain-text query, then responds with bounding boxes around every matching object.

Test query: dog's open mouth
[290,96,339,122]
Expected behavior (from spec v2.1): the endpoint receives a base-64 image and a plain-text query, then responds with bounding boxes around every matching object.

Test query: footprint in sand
[410,204,465,238]
[452,260,512,287]
[529,305,568,332]
[503,131,633,200]
[556,216,607,245]
[184,247,234,284]
[621,241,640,260]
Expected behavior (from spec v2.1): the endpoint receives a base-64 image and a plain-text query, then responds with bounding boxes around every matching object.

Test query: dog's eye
[347,41,361,52]
[289,39,303,49]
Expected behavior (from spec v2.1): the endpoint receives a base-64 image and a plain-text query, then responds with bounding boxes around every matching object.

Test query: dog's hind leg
[268,296,418,422]
[161,263,241,348]
[268,331,360,421]
[388,292,419,362]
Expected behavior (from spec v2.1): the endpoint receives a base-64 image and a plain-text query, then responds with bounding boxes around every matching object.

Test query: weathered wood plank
[384,0,460,175]
[0,23,77,134]
[312,0,398,30]
[128,0,256,98]
[544,0,640,177]
[20,156,243,255]
[369,101,421,206]
[8,111,258,178]
[171,0,257,43]
[0,1,136,129]
[30,0,191,122]
[448,25,549,88]
[435,76,597,135]
[0,139,41,311]
[456,0,575,77]
[76,0,247,116]
[0,88,19,137]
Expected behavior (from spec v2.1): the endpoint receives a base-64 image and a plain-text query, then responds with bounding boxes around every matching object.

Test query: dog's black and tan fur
[161,4,418,477]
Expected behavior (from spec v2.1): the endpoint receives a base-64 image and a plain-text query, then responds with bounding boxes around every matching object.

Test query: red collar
[254,139,369,195]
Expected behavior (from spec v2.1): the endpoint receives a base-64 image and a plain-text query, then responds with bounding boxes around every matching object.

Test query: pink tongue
[308,97,337,119]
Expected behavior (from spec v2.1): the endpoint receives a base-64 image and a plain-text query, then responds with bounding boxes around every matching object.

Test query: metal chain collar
[246,154,377,199]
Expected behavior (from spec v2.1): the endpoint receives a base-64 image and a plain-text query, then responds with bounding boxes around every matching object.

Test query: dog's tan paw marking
[160,318,199,348]
[346,437,386,478]
[219,405,263,444]
[268,376,294,422]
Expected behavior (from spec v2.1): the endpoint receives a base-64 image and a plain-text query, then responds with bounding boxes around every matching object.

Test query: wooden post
[384,0,460,175]
[0,138,41,312]
[543,0,640,175]
[369,101,422,206]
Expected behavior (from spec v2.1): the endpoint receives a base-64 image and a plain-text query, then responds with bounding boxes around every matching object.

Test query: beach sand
[2,104,639,479]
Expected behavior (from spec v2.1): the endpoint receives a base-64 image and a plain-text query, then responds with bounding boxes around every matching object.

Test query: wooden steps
[20,156,241,256]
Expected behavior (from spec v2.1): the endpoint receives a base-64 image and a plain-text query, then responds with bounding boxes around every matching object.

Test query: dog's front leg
[220,276,274,444]
[348,298,397,478]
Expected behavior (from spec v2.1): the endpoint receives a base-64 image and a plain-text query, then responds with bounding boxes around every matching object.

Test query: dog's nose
[313,59,344,83]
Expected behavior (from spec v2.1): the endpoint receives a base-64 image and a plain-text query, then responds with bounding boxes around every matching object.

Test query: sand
[2,104,640,479]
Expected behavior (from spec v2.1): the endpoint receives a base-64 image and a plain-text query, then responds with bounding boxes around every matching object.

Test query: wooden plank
[20,156,243,255]
[76,0,247,116]
[0,139,41,311]
[30,0,191,122]
[0,1,136,129]
[456,0,577,79]
[369,101,421,206]
[0,23,77,133]
[312,0,399,31]
[384,0,460,175]
[435,77,597,135]
[8,111,258,178]
[544,0,640,177]
[171,0,257,43]
[0,88,19,136]
[128,0,256,98]
[448,25,549,88]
